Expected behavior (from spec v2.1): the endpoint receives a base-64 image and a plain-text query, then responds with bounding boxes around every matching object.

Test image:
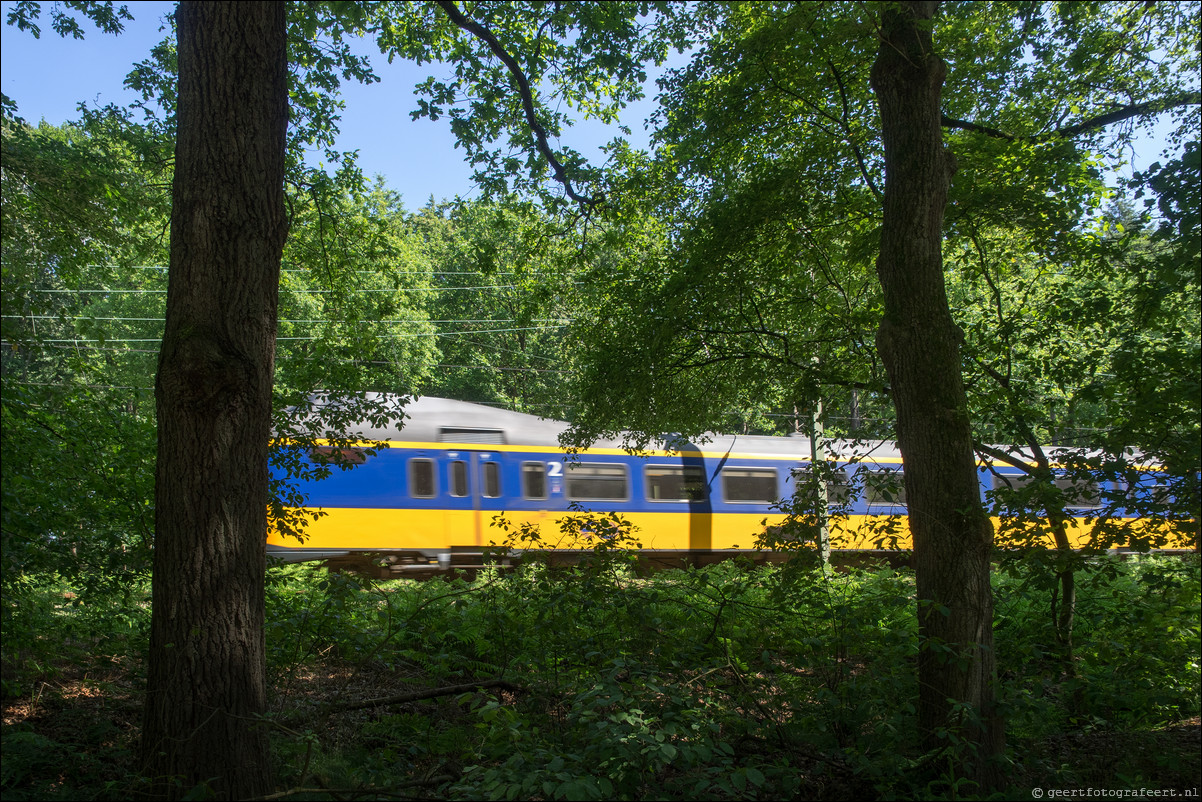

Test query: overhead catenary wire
[3,315,573,325]
[3,337,569,364]
[3,325,568,346]
[27,285,538,294]
[87,265,564,277]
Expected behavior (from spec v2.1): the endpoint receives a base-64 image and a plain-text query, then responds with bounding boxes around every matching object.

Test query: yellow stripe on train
[267,507,1186,555]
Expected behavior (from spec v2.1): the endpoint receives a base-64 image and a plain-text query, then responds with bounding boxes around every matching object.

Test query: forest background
[1,1,1199,800]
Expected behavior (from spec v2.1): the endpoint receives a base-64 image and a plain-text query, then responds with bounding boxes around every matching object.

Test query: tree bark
[869,0,1003,787]
[141,2,288,798]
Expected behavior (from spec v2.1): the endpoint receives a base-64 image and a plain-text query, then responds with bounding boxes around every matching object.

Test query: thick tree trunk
[869,0,1003,787]
[141,3,288,798]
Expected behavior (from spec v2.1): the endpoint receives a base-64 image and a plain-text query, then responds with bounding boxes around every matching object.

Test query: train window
[721,468,778,503]
[646,465,707,502]
[991,473,1038,511]
[409,459,436,498]
[1129,476,1175,511]
[992,474,1101,509]
[482,461,501,498]
[865,470,906,507]
[522,462,547,500]
[1055,478,1101,509]
[566,463,629,501]
[450,461,468,497]
[791,467,851,506]
[992,473,1034,493]
[1138,476,1174,507]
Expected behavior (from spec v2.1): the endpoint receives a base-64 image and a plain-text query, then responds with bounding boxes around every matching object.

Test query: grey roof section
[390,396,576,447]
[300,394,586,447]
[304,394,906,461]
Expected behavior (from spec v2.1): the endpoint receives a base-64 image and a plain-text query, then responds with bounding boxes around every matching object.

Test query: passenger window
[992,473,1101,509]
[721,468,778,503]
[522,462,547,500]
[865,469,906,507]
[450,460,468,497]
[992,473,1035,493]
[646,465,706,501]
[791,467,851,506]
[409,459,436,498]
[482,461,501,498]
[1054,478,1101,509]
[1142,476,1174,507]
[566,462,629,501]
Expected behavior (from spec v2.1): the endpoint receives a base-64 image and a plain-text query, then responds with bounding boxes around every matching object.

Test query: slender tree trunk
[1025,448,1079,680]
[807,398,831,564]
[869,0,1003,787]
[141,3,288,798]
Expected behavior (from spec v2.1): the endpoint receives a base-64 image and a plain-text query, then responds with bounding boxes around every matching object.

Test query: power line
[32,338,165,344]
[4,380,155,391]
[3,359,569,392]
[2,344,160,353]
[5,325,566,346]
[3,315,572,325]
[5,337,567,359]
[282,326,567,341]
[437,363,568,373]
[282,318,572,325]
[27,285,532,294]
[2,315,167,322]
[102,265,562,278]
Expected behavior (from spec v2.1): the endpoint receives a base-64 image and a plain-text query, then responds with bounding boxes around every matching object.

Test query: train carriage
[266,396,1178,567]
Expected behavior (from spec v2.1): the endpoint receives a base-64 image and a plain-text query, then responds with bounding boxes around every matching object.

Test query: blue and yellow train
[267,397,1179,568]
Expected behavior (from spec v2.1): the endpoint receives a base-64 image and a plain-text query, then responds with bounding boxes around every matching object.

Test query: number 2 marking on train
[547,461,563,477]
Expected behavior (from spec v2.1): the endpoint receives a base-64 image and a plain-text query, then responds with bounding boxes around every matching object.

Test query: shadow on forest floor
[2,653,1199,800]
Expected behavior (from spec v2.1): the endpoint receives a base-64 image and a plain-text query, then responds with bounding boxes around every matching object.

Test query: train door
[444,451,501,546]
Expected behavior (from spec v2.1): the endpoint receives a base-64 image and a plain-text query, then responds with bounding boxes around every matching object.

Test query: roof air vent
[438,427,506,445]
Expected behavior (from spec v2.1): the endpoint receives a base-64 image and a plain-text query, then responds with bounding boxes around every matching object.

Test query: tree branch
[256,776,455,800]
[1055,92,1200,137]
[826,58,884,203]
[942,91,1201,141]
[973,441,1034,473]
[940,114,1017,141]
[323,679,523,713]
[434,0,601,208]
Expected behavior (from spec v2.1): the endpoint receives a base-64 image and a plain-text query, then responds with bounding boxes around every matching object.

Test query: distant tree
[2,95,170,640]
[414,198,578,413]
[275,182,438,403]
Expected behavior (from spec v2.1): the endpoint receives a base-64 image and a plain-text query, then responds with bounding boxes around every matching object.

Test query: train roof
[298,395,1161,469]
[303,394,906,461]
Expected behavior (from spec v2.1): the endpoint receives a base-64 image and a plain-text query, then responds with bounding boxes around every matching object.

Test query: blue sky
[0,1,661,209]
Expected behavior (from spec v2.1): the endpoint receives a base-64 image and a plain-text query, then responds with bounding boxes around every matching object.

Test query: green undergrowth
[993,554,1202,739]
[259,551,1200,800]
[1,553,1197,800]
[1,574,150,698]
[1,576,150,801]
